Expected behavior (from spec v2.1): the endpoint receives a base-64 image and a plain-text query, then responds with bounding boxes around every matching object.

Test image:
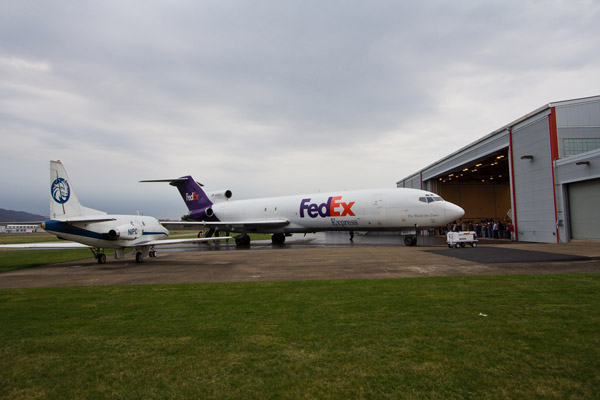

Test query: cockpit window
[420,194,444,203]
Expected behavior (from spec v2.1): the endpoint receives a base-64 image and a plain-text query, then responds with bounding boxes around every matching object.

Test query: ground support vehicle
[447,231,478,248]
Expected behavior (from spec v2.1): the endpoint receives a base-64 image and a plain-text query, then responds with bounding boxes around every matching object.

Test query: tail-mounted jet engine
[189,207,215,220]
[108,224,142,240]
[207,190,232,202]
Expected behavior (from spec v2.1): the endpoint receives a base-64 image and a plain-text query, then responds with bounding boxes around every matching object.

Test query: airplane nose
[445,202,465,222]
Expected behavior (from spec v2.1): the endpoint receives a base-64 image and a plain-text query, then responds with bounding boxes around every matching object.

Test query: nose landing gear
[404,236,417,246]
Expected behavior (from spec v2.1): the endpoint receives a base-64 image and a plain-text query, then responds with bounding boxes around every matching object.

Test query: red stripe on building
[548,107,560,243]
[508,129,518,241]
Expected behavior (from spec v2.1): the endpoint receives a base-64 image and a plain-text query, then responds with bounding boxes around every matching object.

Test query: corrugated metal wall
[511,113,557,243]
[567,178,600,239]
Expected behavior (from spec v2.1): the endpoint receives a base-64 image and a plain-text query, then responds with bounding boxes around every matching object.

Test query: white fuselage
[210,188,464,233]
[43,215,169,249]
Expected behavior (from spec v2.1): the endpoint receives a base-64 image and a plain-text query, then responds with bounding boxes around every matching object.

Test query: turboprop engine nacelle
[108,225,142,240]
[207,190,232,202]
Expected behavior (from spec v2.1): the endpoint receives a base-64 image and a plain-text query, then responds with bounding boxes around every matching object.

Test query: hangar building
[397,95,600,243]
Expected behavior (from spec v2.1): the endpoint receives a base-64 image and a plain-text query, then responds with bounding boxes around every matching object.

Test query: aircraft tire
[97,254,106,264]
[135,251,143,263]
[271,233,285,245]
[404,236,417,246]
[235,234,251,247]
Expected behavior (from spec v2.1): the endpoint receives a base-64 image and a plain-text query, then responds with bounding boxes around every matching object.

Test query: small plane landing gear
[404,236,417,246]
[149,250,157,257]
[235,234,251,247]
[135,251,144,263]
[271,233,286,245]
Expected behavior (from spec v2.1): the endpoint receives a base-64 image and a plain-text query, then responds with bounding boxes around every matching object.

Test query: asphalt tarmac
[1,232,599,289]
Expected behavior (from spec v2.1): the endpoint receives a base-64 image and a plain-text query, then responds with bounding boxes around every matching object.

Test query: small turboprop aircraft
[141,175,465,247]
[0,161,229,264]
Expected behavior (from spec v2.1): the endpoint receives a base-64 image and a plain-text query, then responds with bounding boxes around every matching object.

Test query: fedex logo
[300,196,355,218]
[186,192,199,202]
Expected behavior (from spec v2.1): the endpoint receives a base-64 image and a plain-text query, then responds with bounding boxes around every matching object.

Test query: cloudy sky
[1,0,599,219]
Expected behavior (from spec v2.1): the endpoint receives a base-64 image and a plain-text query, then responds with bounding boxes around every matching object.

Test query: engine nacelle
[189,207,214,220]
[207,189,232,202]
[108,224,141,240]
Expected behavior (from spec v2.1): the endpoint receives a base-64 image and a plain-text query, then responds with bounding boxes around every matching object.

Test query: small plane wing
[0,237,231,251]
[161,219,290,230]
[0,242,91,250]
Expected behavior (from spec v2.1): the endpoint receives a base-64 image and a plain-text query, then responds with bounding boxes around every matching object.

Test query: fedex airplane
[0,161,229,264]
[142,176,465,247]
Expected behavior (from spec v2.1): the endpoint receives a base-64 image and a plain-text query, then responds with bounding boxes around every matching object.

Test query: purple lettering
[300,196,356,219]
[300,198,311,218]
[318,201,329,218]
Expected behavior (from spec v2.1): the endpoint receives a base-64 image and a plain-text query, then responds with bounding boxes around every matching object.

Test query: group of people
[446,219,514,240]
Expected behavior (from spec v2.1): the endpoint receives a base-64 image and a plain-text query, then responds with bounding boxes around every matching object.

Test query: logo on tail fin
[186,192,199,201]
[51,178,70,204]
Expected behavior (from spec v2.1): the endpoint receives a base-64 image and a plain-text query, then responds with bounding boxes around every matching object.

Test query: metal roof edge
[396,95,600,184]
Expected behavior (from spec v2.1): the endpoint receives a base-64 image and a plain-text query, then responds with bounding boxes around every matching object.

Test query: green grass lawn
[0,233,271,272]
[1,275,599,399]
[0,249,96,273]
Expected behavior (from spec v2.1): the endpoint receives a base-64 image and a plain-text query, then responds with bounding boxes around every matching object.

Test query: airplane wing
[161,219,290,230]
[0,237,231,250]
[0,242,91,250]
[142,237,232,246]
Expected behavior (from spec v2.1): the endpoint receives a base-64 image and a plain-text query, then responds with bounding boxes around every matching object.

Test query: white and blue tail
[49,160,105,219]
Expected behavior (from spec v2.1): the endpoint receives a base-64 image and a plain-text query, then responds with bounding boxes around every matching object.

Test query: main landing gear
[271,233,286,245]
[233,233,289,247]
[91,247,157,264]
[235,234,251,247]
[136,249,158,263]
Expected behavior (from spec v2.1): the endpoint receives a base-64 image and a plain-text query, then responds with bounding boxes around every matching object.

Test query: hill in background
[0,208,48,222]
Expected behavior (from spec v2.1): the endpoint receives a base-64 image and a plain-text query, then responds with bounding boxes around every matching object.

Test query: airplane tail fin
[49,160,105,219]
[141,176,213,212]
[171,176,213,212]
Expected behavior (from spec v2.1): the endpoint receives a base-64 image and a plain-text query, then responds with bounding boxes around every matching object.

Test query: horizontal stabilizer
[140,178,204,186]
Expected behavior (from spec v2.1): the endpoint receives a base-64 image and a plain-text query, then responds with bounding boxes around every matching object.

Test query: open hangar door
[431,150,511,222]
[567,178,600,239]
